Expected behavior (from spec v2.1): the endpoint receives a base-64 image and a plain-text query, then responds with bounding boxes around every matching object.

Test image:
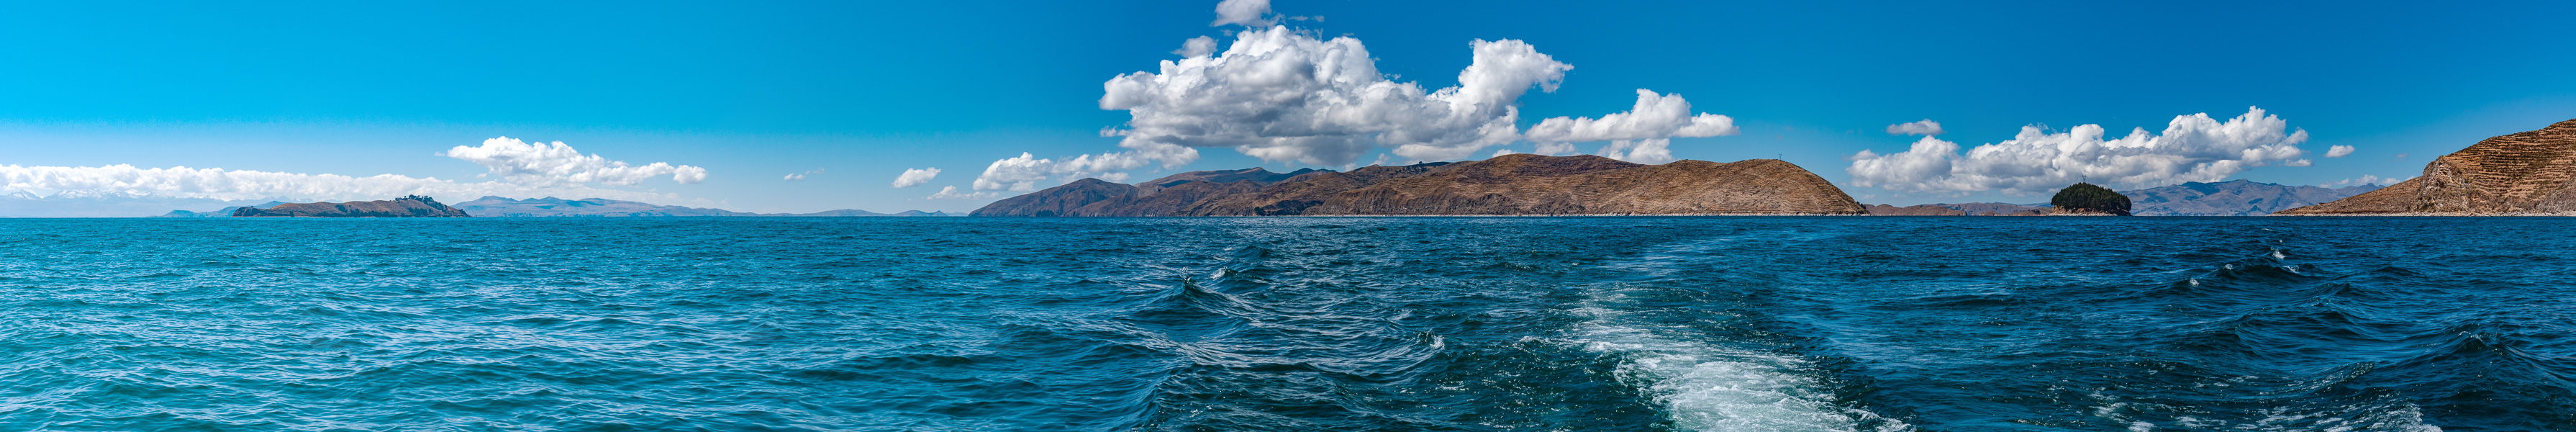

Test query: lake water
[3,217,2570,431]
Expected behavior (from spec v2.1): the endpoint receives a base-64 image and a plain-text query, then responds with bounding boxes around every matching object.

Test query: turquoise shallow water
[2,217,2572,431]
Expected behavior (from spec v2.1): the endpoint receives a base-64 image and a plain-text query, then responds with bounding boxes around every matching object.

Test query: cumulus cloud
[784,168,824,181]
[984,1,1748,187]
[4,137,707,204]
[1211,0,1272,27]
[2326,145,2356,158]
[1846,107,2313,195]
[1523,89,1736,163]
[1886,120,1944,136]
[1595,140,1677,164]
[440,138,706,186]
[1174,36,1218,58]
[1098,26,1572,166]
[971,150,1177,192]
[924,186,997,200]
[891,167,939,188]
[1533,142,1577,156]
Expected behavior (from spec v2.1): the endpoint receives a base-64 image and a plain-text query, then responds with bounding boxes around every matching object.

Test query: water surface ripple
[1,217,2570,431]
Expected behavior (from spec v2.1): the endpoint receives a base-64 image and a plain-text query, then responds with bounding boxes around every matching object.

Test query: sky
[3,0,2572,212]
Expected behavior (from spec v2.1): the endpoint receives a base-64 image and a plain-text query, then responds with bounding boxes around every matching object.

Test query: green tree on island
[2051,182,2133,215]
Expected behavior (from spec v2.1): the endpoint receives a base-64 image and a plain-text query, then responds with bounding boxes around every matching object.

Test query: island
[230,195,472,217]
[2276,119,2576,215]
[2049,182,2132,215]
[973,153,1867,217]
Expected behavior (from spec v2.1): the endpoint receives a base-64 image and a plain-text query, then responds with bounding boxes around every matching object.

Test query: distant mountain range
[0,191,289,217]
[159,201,289,217]
[1867,180,2382,216]
[0,193,959,217]
[1865,202,2050,216]
[2123,179,2380,216]
[450,197,959,217]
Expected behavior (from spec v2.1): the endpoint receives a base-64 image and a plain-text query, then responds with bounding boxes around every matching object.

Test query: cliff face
[232,195,472,217]
[2277,119,2576,215]
[973,154,1867,217]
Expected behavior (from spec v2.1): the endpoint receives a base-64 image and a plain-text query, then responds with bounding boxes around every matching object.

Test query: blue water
[3,217,2572,431]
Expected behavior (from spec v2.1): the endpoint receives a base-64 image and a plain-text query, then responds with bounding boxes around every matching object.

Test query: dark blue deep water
[4,217,2573,431]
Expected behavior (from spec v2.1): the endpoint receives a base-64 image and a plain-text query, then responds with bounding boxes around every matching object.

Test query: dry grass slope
[2277,119,2576,215]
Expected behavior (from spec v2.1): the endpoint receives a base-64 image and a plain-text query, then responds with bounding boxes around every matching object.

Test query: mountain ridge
[2278,119,2576,215]
[1865,180,2380,216]
[453,197,961,217]
[232,195,472,217]
[974,154,1867,217]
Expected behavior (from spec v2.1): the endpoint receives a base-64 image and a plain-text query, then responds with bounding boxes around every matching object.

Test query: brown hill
[2277,119,2576,215]
[1183,163,1456,216]
[972,154,1866,217]
[969,168,1325,217]
[232,195,472,217]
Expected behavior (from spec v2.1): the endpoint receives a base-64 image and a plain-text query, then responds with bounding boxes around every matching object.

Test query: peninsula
[973,153,1866,217]
[231,195,472,217]
[2277,119,2576,215]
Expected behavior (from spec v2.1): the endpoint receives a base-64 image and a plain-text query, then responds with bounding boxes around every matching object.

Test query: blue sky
[4,0,2572,212]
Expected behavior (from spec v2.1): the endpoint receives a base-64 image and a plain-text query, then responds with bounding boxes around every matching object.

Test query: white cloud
[4,137,707,204]
[784,168,824,181]
[1533,142,1577,156]
[1212,0,1272,27]
[891,167,940,188]
[1523,89,1736,163]
[2326,145,2355,158]
[1595,140,1677,164]
[924,186,998,200]
[440,137,706,186]
[1886,120,1944,136]
[970,149,1186,192]
[0,164,682,203]
[1098,26,1572,166]
[2323,174,2408,187]
[1175,36,1217,58]
[1846,107,2313,195]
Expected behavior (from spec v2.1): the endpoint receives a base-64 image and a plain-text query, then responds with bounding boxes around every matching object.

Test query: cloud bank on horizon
[1845,107,2316,195]
[968,0,1737,192]
[0,137,704,202]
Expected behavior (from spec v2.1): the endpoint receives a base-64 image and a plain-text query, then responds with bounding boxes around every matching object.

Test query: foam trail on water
[1568,240,1907,431]
[1571,297,1909,432]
